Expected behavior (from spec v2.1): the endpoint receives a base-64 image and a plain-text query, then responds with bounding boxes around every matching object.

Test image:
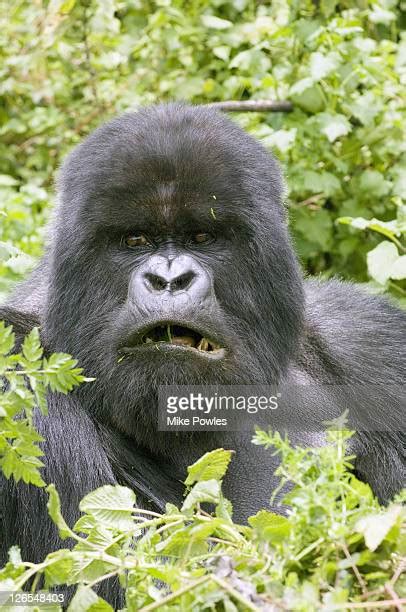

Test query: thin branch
[206,100,293,113]
[210,575,260,612]
[388,558,406,587]
[296,193,326,208]
[138,576,210,611]
[385,582,403,612]
[340,543,367,596]
[328,599,406,610]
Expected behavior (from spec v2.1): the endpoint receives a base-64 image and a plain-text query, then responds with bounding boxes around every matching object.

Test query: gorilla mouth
[121,323,225,358]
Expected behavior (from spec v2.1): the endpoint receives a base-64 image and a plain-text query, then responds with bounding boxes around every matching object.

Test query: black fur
[1,104,405,605]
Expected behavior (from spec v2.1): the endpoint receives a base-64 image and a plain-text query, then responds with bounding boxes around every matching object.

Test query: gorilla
[0,103,405,598]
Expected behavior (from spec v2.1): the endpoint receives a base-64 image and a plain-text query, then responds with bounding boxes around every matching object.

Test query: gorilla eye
[192,232,214,245]
[124,234,150,248]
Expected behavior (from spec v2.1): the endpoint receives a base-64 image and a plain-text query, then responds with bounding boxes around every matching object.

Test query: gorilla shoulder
[300,279,406,384]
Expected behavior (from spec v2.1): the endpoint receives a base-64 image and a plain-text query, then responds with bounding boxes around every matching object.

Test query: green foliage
[0,322,92,485]
[339,199,406,304]
[1,5,405,607]
[0,426,405,610]
[0,1,405,299]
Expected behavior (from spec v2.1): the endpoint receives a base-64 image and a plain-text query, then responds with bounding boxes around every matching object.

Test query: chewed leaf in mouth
[143,324,222,353]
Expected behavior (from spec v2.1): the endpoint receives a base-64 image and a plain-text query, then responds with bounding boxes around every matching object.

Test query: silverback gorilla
[0,104,405,601]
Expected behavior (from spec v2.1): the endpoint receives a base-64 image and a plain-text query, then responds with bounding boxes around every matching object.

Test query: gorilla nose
[144,270,195,293]
[131,255,212,309]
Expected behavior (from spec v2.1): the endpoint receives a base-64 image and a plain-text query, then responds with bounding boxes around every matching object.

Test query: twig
[340,543,367,596]
[385,582,403,612]
[388,558,406,587]
[328,599,406,609]
[296,193,325,208]
[206,100,293,113]
[210,575,260,611]
[138,576,210,611]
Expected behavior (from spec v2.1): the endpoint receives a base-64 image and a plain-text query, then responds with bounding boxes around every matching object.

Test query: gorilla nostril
[144,273,168,292]
[170,271,195,292]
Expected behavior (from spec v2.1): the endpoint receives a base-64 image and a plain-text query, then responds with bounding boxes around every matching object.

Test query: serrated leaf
[0,322,15,356]
[290,77,314,95]
[22,327,43,363]
[309,51,340,80]
[185,448,232,486]
[44,551,74,587]
[355,505,402,551]
[318,113,351,142]
[367,241,398,285]
[249,510,291,542]
[79,485,136,530]
[182,479,220,512]
[68,585,113,611]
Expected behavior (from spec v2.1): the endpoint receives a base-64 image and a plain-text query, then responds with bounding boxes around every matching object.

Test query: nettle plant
[0,325,405,611]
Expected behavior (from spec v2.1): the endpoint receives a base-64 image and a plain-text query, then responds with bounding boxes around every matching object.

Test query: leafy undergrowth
[1,436,404,610]
[0,323,90,486]
[0,324,405,610]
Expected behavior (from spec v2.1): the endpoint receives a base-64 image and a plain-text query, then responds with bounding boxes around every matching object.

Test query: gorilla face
[44,104,304,443]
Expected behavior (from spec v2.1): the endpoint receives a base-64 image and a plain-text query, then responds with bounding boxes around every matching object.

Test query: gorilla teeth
[141,324,221,352]
[171,335,196,347]
[197,338,209,351]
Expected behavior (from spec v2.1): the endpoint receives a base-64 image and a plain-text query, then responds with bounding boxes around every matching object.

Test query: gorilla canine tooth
[198,338,209,351]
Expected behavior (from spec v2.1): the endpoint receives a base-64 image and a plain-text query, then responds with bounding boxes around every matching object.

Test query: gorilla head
[44,104,304,444]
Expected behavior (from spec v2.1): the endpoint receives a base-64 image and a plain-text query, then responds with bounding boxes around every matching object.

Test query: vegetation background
[0,0,405,303]
[0,1,405,610]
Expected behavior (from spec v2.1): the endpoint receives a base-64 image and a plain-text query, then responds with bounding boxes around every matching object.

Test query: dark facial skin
[44,103,304,452]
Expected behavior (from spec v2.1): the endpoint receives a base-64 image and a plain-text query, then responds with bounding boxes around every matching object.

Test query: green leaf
[368,6,396,25]
[0,175,19,187]
[182,480,221,512]
[289,78,327,113]
[347,92,381,126]
[201,15,232,30]
[42,353,88,393]
[47,484,73,539]
[213,46,230,62]
[355,505,402,551]
[0,322,15,356]
[44,551,74,587]
[68,585,113,611]
[390,255,406,280]
[309,51,340,80]
[185,448,233,487]
[359,170,391,198]
[22,328,43,363]
[79,485,136,530]
[318,113,351,142]
[367,241,398,285]
[249,510,291,542]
